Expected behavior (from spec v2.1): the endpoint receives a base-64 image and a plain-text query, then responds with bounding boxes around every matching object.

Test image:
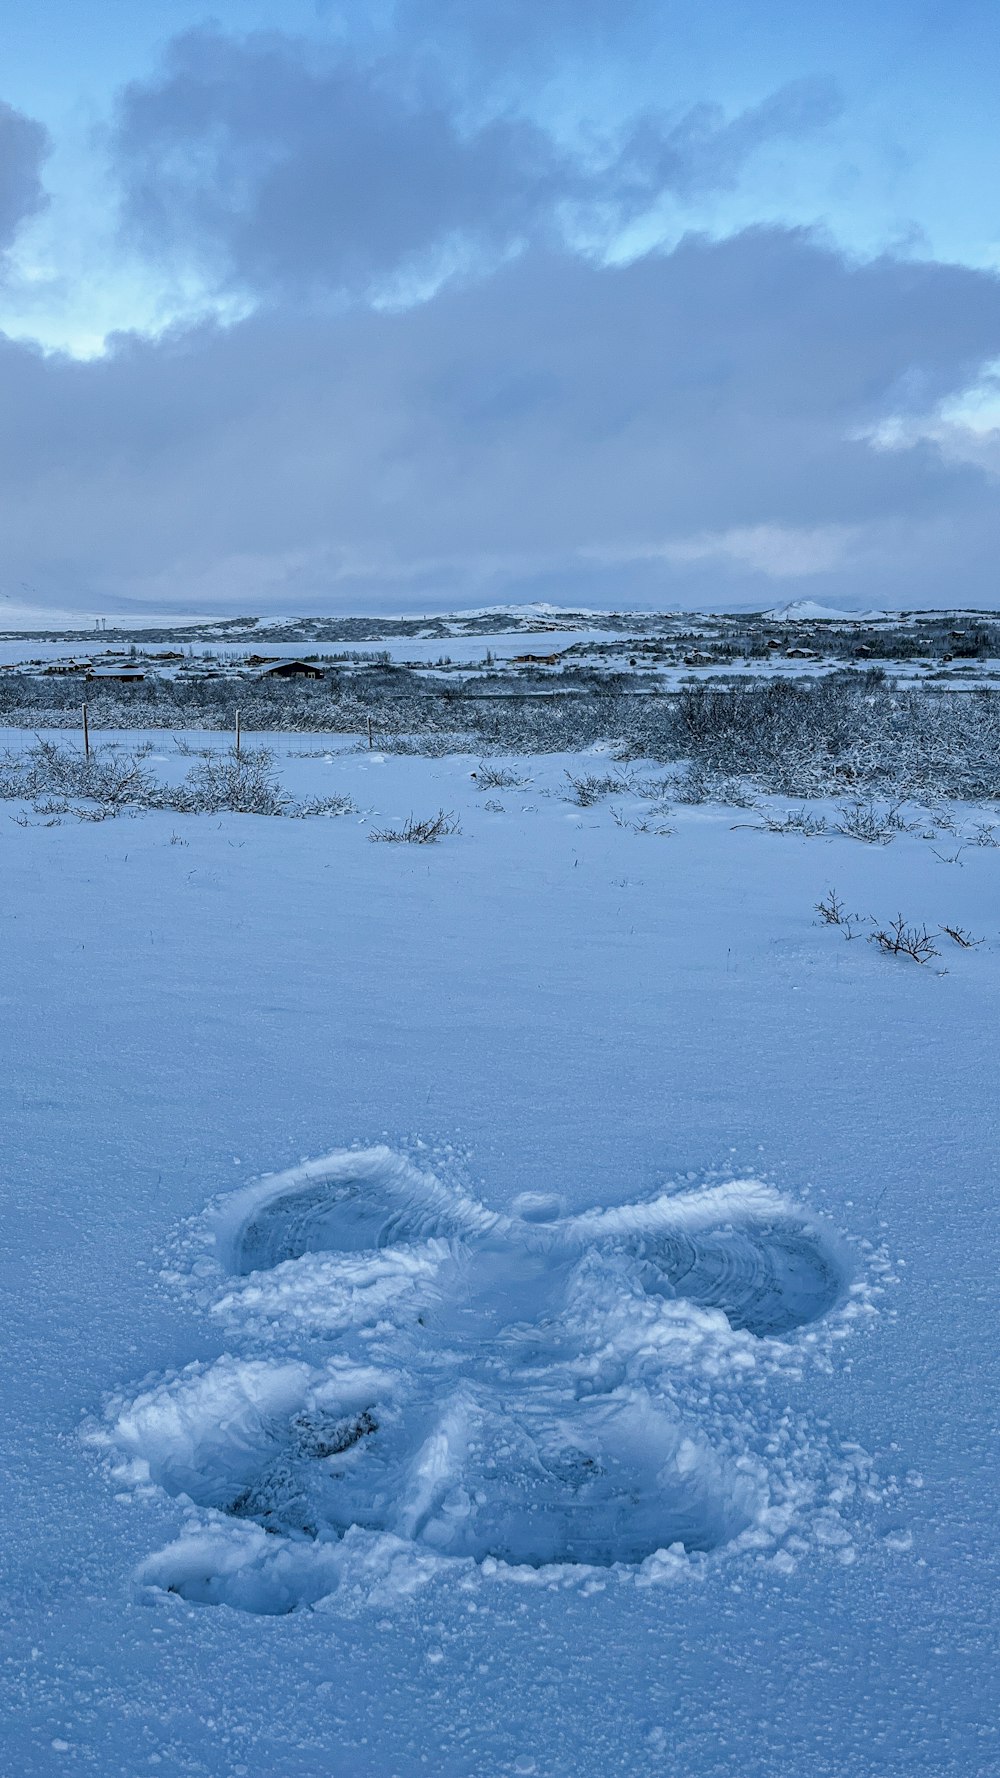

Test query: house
[512,652,562,666]
[86,666,146,682]
[257,658,324,679]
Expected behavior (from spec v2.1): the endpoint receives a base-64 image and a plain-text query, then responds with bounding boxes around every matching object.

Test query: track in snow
[632,1221,841,1337]
[96,1149,870,1613]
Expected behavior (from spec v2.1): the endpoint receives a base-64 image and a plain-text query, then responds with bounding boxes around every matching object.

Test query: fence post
[367,714,373,750]
[235,709,241,756]
[82,702,90,758]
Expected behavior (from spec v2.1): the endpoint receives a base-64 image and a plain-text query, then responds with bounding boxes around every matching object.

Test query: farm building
[257,659,325,679]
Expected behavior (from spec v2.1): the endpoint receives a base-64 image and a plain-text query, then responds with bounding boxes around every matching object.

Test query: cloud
[622,524,860,579]
[110,30,839,302]
[388,0,662,78]
[1,227,999,613]
[0,99,50,253]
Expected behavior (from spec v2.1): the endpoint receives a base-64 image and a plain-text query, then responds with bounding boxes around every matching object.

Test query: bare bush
[172,747,288,815]
[672,762,755,806]
[755,806,830,836]
[290,794,356,818]
[817,893,983,960]
[361,733,479,758]
[476,763,527,790]
[609,805,674,835]
[671,679,1000,803]
[816,889,849,926]
[3,662,1000,804]
[0,739,156,808]
[171,736,216,756]
[0,740,355,821]
[869,917,940,964]
[368,809,461,843]
[564,770,631,806]
[33,797,120,823]
[834,799,912,844]
[814,887,864,939]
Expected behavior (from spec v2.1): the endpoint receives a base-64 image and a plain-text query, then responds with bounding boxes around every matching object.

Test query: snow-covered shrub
[563,770,632,806]
[0,741,355,821]
[172,748,288,815]
[0,740,157,809]
[833,800,913,844]
[290,795,356,818]
[672,678,1000,802]
[753,807,831,836]
[3,667,1000,802]
[475,763,528,789]
[671,761,754,806]
[368,810,461,843]
[609,805,674,835]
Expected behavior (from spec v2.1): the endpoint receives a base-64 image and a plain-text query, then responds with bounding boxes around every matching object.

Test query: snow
[0,603,219,633]
[1,736,997,1774]
[3,607,1000,696]
[764,599,888,621]
[93,1150,860,1607]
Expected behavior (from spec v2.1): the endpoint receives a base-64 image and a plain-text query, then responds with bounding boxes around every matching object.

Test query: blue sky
[0,2,999,614]
[6,0,1000,349]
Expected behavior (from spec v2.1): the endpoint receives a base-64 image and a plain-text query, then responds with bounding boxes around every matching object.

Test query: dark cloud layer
[112,30,838,300]
[1,229,999,612]
[0,100,50,252]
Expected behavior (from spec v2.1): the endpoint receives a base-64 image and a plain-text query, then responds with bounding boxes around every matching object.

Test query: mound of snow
[764,599,887,622]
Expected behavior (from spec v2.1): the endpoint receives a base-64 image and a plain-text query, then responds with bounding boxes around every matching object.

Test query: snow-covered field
[0,630,607,670]
[2,736,997,1774]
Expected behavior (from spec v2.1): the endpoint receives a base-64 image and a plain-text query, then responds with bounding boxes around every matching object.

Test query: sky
[1,2,1000,617]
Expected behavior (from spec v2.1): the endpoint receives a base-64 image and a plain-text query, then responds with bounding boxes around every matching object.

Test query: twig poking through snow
[368,810,461,844]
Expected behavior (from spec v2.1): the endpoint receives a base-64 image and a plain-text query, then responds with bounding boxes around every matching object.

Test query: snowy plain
[1,733,998,1775]
[4,629,1000,692]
